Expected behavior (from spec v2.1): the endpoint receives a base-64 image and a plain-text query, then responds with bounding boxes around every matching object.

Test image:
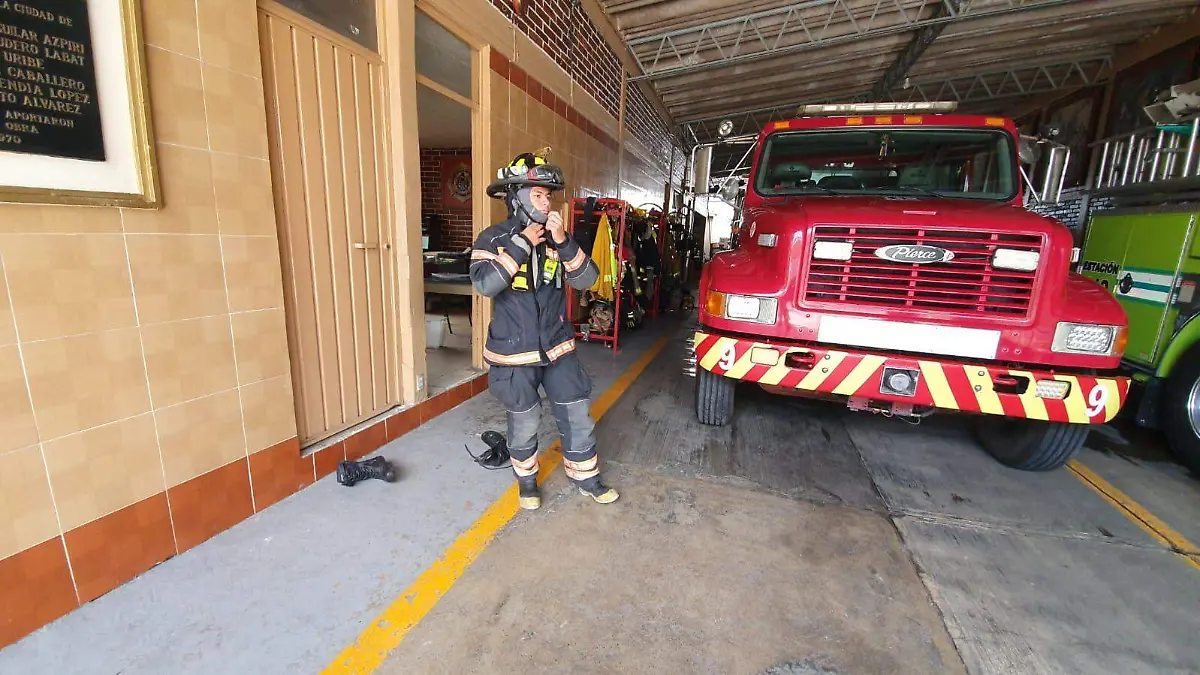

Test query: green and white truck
[1076,101,1200,473]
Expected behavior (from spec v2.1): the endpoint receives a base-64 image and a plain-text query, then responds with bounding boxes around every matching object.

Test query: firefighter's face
[529,186,552,214]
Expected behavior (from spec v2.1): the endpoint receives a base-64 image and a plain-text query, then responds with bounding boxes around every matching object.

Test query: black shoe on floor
[337,456,397,487]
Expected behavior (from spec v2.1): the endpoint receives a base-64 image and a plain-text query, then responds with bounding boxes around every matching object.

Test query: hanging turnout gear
[471,150,618,507]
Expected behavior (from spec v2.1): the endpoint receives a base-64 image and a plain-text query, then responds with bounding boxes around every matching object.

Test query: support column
[379,0,426,404]
[617,72,627,199]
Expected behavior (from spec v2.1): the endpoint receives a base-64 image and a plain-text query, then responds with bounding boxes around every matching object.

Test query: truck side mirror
[1018,136,1042,165]
[717,178,741,204]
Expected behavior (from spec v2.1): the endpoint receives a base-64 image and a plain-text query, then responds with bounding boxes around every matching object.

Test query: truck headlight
[992,248,1040,271]
[705,292,778,324]
[1052,322,1122,355]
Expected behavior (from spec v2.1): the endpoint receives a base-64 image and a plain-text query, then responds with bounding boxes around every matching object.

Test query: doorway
[415,9,481,396]
[258,1,398,446]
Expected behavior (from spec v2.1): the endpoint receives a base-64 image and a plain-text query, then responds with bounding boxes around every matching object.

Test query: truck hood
[748,195,1059,232]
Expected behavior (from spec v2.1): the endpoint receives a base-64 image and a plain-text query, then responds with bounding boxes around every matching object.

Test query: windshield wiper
[887,186,950,199]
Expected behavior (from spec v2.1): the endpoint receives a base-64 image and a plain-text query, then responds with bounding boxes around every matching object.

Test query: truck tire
[696,368,735,426]
[974,418,1088,471]
[1161,344,1200,475]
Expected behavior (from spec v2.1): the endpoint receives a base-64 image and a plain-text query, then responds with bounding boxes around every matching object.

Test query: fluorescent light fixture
[992,248,1040,271]
[813,240,854,261]
[800,102,959,115]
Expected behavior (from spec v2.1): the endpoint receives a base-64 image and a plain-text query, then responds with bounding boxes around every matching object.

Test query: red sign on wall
[441,155,472,209]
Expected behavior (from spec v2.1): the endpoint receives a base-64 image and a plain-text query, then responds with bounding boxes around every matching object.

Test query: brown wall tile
[222,236,286,313]
[1,204,122,234]
[156,389,246,488]
[144,48,208,149]
[212,154,277,236]
[0,537,78,650]
[231,309,291,385]
[249,437,310,511]
[168,457,253,553]
[126,234,228,325]
[385,407,419,443]
[0,346,37,454]
[0,446,60,561]
[313,441,345,480]
[241,375,298,453]
[345,421,386,461]
[22,329,151,441]
[140,0,200,58]
[64,493,175,603]
[202,65,270,159]
[141,316,238,408]
[43,414,164,532]
[122,145,219,234]
[196,0,263,78]
[0,234,136,342]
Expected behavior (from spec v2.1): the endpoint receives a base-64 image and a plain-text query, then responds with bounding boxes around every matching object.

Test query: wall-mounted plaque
[0,0,159,207]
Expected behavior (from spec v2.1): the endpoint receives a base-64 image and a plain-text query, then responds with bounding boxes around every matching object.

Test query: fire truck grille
[805,225,1042,317]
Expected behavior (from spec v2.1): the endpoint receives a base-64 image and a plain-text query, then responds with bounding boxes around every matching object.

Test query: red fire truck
[688,102,1130,471]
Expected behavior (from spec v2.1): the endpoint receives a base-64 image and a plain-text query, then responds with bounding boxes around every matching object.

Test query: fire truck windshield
[755,127,1018,202]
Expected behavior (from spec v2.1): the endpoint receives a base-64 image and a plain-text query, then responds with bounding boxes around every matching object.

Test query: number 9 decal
[1086,383,1109,418]
[718,342,737,371]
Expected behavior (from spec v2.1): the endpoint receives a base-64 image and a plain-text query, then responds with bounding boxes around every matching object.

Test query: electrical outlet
[417,375,425,391]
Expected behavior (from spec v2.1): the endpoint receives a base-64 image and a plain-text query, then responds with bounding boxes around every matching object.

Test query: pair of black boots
[476,431,617,510]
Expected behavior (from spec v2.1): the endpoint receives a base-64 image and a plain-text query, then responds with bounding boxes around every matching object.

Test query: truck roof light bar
[800,102,959,116]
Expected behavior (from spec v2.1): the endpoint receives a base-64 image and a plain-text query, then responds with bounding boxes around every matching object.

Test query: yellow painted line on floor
[1067,459,1200,572]
[322,336,672,674]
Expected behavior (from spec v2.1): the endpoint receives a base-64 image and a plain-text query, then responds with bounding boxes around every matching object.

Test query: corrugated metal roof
[596,0,1200,146]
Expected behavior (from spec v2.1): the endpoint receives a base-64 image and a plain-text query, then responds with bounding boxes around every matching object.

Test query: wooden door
[258,2,398,445]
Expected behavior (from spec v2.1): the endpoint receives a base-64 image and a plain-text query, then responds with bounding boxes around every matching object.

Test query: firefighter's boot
[516,473,541,510]
[337,456,396,487]
[574,475,619,504]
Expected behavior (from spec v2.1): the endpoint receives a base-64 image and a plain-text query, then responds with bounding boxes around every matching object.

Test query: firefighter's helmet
[486,150,565,199]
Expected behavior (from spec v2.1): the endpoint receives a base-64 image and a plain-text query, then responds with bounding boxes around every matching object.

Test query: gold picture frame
[0,0,160,208]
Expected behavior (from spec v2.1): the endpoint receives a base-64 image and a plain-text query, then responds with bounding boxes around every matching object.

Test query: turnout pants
[487,354,602,487]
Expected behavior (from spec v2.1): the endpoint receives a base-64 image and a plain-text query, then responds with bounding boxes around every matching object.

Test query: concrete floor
[426,311,478,395]
[4,318,1200,674]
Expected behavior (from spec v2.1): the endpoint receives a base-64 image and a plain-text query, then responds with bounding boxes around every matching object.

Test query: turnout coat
[469,216,599,367]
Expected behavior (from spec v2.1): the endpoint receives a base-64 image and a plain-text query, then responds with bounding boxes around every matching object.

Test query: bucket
[425,315,448,348]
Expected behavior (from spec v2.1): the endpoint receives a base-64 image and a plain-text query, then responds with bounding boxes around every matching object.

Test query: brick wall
[1028,187,1114,244]
[489,0,683,194]
[420,148,475,252]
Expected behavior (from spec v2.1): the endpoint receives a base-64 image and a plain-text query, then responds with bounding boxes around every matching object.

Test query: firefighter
[470,151,618,510]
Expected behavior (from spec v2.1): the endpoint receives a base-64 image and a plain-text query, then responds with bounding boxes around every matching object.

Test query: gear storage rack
[567,197,629,352]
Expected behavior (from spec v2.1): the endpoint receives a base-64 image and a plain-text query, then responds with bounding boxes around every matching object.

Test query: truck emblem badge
[874,244,955,264]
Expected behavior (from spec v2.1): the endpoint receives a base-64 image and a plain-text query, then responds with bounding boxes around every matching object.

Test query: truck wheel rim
[1190,377,1200,439]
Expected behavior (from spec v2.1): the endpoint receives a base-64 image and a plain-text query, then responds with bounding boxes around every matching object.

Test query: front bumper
[691,331,1129,425]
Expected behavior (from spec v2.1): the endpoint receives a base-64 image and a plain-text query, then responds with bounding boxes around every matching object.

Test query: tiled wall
[0,0,302,648]
[419,148,475,251]
[489,50,623,224]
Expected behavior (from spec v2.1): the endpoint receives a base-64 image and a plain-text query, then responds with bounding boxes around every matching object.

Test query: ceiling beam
[682,56,1113,144]
[868,0,964,101]
[627,0,1080,82]
[576,0,679,137]
[1011,7,1200,120]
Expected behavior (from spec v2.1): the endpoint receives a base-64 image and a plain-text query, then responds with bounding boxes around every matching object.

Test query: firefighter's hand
[546,212,567,244]
[521,222,546,247]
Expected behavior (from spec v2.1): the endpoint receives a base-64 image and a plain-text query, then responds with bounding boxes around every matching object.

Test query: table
[424,278,474,333]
